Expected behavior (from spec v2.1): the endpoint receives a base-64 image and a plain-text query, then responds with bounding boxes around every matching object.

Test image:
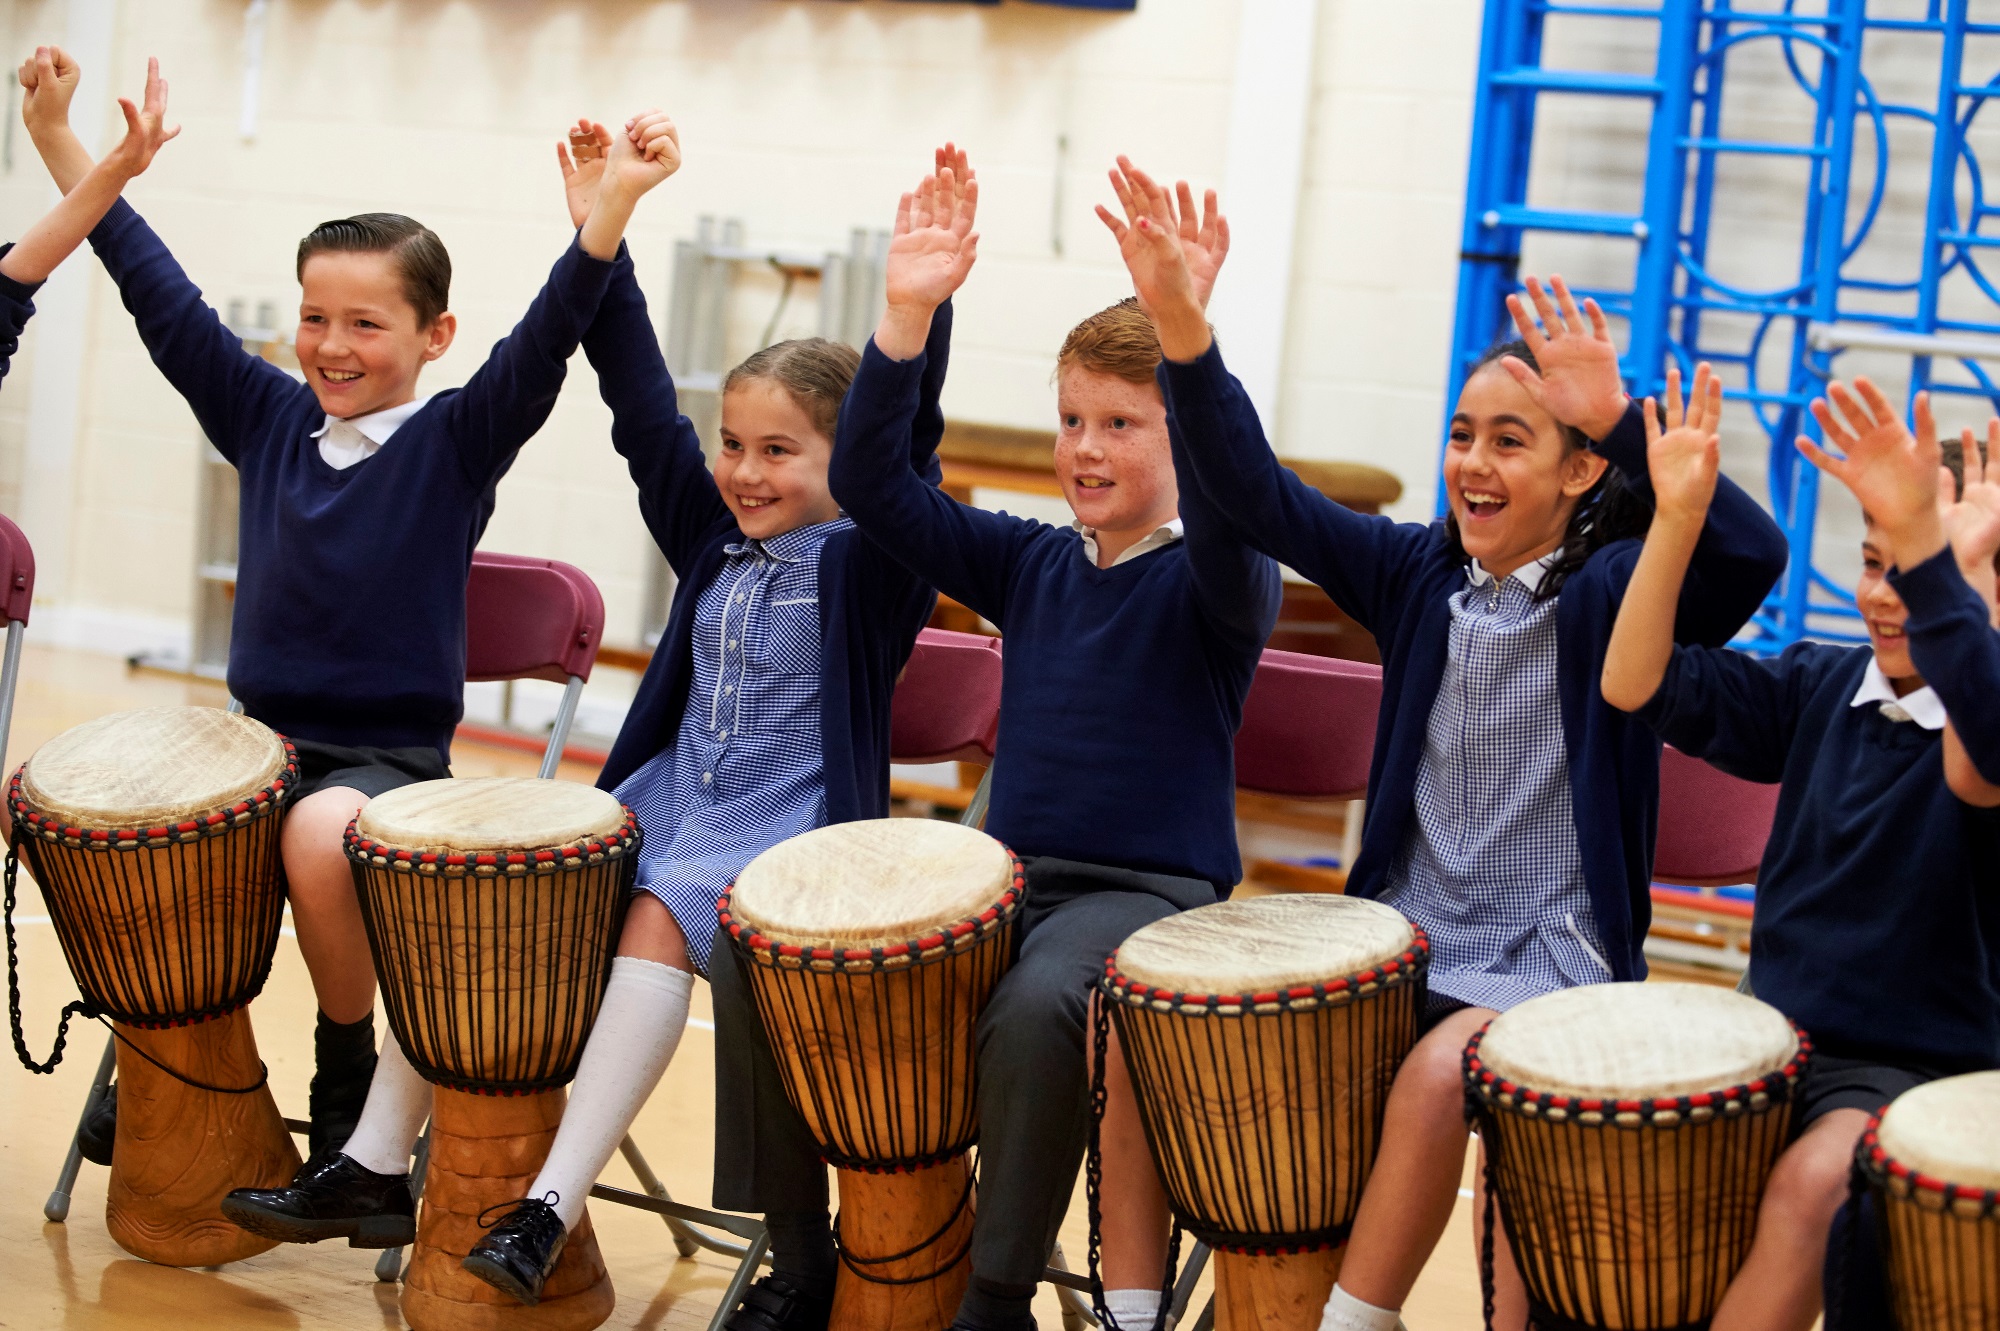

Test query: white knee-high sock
[1318,1284,1402,1331]
[341,1035,432,1176]
[1103,1288,1175,1330]
[530,955,694,1231]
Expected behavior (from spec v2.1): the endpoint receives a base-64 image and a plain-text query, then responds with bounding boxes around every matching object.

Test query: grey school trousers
[709,855,1218,1288]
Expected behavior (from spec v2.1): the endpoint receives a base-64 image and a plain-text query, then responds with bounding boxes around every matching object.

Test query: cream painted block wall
[0,0,1493,657]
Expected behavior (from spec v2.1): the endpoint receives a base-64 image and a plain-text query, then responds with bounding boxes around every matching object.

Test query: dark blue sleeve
[0,249,39,385]
[1635,640,1831,783]
[1592,399,1792,648]
[87,200,308,463]
[437,233,617,490]
[1892,547,2000,783]
[908,300,951,485]
[581,252,729,573]
[1157,341,1436,638]
[1160,365,1282,646]
[828,336,1039,627]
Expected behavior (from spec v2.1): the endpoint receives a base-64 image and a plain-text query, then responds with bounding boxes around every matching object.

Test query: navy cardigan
[0,248,37,385]
[591,260,941,819]
[1895,547,2000,783]
[1159,342,1790,979]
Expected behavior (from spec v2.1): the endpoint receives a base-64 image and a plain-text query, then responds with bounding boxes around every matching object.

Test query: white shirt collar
[1073,517,1185,568]
[1467,550,1558,594]
[1849,658,1948,730]
[311,396,432,469]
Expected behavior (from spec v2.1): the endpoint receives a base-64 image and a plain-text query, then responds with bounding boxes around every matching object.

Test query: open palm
[1942,420,2000,587]
[883,145,979,312]
[1645,363,1724,522]
[1797,378,1938,537]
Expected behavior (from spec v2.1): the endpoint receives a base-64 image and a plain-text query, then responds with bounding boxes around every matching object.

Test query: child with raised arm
[1096,162,1789,1331]
[0,54,176,383]
[1608,382,2000,1330]
[18,43,674,1170]
[401,133,956,1309]
[699,159,1278,1331]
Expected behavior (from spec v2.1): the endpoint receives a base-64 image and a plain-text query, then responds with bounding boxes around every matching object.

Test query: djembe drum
[348,777,632,1331]
[1858,1069,2000,1330]
[1465,982,1808,1331]
[719,818,1021,1331]
[6,706,301,1266]
[1098,894,1428,1331]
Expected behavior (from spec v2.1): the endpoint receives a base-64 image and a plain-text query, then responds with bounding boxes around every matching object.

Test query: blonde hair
[1056,298,1163,386]
[723,337,863,440]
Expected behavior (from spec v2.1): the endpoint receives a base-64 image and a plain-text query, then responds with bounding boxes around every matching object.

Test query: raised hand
[873,143,980,359]
[99,57,178,180]
[557,118,610,230]
[1941,419,2000,614]
[1643,363,1723,526]
[18,45,80,142]
[883,143,980,316]
[1503,274,1629,441]
[1797,379,1942,566]
[603,108,681,200]
[1095,156,1210,360]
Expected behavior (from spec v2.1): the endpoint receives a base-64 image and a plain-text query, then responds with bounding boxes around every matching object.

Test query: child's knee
[1766,1119,1865,1226]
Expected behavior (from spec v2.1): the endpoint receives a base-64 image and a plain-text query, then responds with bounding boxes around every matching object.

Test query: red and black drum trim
[1463,1022,1812,1127]
[1098,923,1431,1018]
[1858,1116,2000,1219]
[6,741,299,849]
[342,807,641,877]
[718,855,1025,974]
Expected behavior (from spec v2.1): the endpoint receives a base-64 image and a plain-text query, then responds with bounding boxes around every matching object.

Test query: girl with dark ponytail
[1103,159,1790,1331]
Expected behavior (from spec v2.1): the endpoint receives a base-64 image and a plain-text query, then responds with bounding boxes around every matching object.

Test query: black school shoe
[461,1196,567,1306]
[220,1151,415,1248]
[77,1082,117,1166]
[722,1275,834,1331]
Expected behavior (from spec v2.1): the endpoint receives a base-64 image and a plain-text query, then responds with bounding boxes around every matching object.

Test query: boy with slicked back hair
[703,168,1280,1331]
[19,45,678,1164]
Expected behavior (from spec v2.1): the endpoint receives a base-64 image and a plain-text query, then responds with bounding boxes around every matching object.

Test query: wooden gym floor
[0,643,1486,1330]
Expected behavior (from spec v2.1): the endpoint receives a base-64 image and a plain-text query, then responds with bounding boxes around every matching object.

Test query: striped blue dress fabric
[1380,558,1614,1015]
[612,517,853,973]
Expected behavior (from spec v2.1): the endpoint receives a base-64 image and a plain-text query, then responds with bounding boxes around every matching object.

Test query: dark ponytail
[1447,340,1653,601]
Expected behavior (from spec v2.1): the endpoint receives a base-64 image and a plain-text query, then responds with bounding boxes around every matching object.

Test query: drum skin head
[1114,895,1415,994]
[1878,1069,2000,1192]
[356,776,626,853]
[730,818,1013,947]
[21,706,287,827]
[1479,982,1797,1101]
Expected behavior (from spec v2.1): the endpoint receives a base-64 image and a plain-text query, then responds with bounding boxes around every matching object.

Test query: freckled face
[295,251,454,419]
[1053,366,1178,537]
[715,380,841,540]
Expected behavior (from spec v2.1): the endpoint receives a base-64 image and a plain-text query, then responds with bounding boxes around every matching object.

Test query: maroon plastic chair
[465,551,605,777]
[0,512,35,774]
[1235,648,1382,801]
[890,627,1003,765]
[1654,745,1780,889]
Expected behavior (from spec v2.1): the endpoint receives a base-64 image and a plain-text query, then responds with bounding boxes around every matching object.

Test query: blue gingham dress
[612,518,851,973]
[1380,558,1614,1015]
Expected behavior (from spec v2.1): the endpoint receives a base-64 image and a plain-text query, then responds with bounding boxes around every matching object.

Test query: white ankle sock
[1104,1288,1174,1330]
[529,955,694,1230]
[340,1035,432,1176]
[1319,1283,1401,1331]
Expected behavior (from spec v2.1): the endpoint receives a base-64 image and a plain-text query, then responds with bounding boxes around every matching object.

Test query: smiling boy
[19,46,676,1160]
[1601,377,2000,1331]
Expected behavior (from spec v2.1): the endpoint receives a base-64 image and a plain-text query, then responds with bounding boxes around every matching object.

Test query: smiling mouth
[1872,622,1906,640]
[1461,490,1507,518]
[1076,477,1114,490]
[736,496,779,510]
[320,369,363,384]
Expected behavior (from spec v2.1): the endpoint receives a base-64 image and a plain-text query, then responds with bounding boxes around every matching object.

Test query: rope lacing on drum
[1085,992,1182,1331]
[6,841,97,1074]
[832,1159,978,1286]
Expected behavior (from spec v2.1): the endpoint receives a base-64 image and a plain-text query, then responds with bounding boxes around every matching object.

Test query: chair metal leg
[959,762,995,831]
[1169,1241,1210,1321]
[617,1134,701,1258]
[1188,1295,1216,1331]
[1044,1241,1101,1329]
[374,1127,431,1283]
[0,619,25,774]
[538,676,586,779]
[44,1033,117,1222]
[703,1226,771,1331]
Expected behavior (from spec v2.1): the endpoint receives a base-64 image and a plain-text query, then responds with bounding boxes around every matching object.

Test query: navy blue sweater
[828,334,1282,892]
[0,249,38,384]
[1895,547,2000,784]
[1639,637,2000,1070]
[593,263,941,818]
[89,200,614,758]
[1160,342,1789,978]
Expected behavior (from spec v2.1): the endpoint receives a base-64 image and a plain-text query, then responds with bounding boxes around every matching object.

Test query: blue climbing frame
[1445,0,2000,650]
